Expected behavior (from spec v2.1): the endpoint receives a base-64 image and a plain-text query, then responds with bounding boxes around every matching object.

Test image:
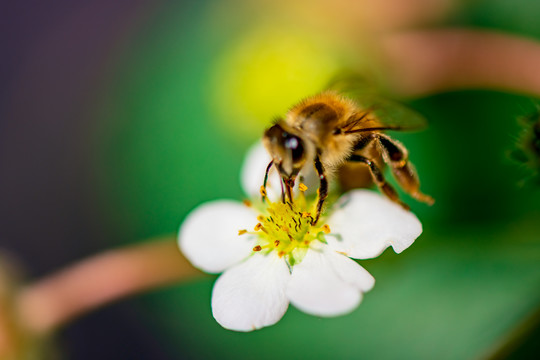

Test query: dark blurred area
[0,1,175,358]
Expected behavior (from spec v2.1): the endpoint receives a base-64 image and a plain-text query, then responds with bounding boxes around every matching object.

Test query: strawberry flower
[178,143,422,331]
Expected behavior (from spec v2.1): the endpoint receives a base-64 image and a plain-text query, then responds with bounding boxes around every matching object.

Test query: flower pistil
[240,185,330,266]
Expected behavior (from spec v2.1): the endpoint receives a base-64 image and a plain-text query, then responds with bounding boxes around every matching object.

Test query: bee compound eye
[285,135,304,163]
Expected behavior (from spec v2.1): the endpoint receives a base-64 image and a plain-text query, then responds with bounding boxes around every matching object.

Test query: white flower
[178,142,422,332]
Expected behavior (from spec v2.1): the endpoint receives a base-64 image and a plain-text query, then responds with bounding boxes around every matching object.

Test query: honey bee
[262,90,434,224]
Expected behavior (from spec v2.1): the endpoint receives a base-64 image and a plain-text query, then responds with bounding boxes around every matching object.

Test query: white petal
[326,190,422,260]
[324,247,375,292]
[178,200,258,273]
[287,244,373,317]
[212,253,290,331]
[240,141,318,201]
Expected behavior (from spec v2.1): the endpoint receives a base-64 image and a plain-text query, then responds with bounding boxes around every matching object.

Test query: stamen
[260,186,267,198]
[238,229,247,235]
[249,191,330,265]
[254,223,268,234]
[299,183,308,192]
[242,199,252,207]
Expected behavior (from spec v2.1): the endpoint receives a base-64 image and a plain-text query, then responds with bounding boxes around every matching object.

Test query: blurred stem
[381,29,540,97]
[17,236,202,335]
[482,305,540,360]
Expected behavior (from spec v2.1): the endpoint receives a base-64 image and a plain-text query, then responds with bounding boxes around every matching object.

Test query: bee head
[263,122,307,181]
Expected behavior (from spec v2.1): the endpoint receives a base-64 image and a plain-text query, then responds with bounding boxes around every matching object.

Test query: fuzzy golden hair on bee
[262,89,434,224]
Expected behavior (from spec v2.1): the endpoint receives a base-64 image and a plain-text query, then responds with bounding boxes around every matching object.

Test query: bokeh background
[1,0,540,359]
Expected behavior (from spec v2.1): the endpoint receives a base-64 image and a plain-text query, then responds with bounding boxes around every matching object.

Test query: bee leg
[352,133,376,151]
[348,154,410,210]
[279,177,286,203]
[375,134,435,205]
[313,154,328,225]
[262,160,274,202]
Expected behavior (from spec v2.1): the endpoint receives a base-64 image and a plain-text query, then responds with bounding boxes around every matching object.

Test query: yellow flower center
[239,184,330,266]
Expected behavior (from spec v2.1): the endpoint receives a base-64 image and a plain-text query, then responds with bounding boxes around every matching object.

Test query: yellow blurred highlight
[209,25,343,138]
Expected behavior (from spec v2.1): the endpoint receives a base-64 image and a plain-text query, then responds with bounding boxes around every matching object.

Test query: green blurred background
[2,0,540,358]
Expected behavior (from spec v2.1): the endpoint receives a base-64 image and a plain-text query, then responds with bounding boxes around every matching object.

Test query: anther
[254,223,268,233]
[299,183,308,192]
[274,240,280,247]
[238,229,247,235]
[242,199,252,207]
[253,245,262,252]
[321,224,331,234]
[257,215,265,222]
[260,186,267,198]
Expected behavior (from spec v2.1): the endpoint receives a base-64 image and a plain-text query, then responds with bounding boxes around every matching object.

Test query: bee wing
[325,71,428,133]
[347,95,428,133]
